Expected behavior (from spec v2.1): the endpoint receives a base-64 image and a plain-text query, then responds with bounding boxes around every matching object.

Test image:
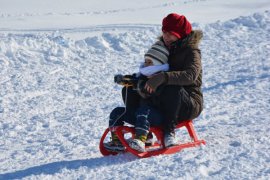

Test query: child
[136,40,169,99]
[104,40,169,152]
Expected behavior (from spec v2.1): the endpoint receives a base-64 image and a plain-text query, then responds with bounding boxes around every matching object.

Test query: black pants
[120,86,192,134]
[121,86,141,111]
[158,85,192,133]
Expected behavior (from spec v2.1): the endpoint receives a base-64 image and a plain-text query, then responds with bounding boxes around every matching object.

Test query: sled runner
[99,120,206,158]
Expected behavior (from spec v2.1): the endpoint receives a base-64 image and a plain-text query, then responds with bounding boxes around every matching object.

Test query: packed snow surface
[0,0,270,179]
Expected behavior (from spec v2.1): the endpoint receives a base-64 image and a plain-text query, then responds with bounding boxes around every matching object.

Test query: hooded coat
[163,30,203,121]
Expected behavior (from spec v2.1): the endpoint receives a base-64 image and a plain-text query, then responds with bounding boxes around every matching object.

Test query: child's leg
[104,107,136,152]
[109,106,137,143]
[109,107,136,127]
[109,107,125,127]
[134,105,164,140]
[128,105,163,152]
[122,86,140,110]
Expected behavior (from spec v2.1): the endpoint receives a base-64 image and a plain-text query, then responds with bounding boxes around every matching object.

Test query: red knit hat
[162,13,192,39]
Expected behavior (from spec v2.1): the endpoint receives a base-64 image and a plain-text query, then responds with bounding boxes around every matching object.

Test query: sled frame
[99,120,206,158]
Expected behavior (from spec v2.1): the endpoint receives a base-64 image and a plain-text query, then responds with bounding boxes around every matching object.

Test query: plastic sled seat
[99,120,206,158]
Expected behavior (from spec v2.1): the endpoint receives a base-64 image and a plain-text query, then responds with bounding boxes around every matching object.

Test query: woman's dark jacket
[164,30,203,120]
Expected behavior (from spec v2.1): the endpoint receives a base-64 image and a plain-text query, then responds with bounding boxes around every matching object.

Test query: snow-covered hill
[1,0,270,30]
[0,0,270,179]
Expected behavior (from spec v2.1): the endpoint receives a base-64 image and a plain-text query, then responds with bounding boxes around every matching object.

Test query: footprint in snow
[229,141,241,147]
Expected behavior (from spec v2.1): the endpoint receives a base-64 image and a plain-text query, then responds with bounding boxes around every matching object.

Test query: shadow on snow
[0,154,136,179]
[203,74,269,92]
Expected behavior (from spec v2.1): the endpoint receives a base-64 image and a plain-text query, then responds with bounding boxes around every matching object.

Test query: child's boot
[104,132,125,152]
[129,134,147,152]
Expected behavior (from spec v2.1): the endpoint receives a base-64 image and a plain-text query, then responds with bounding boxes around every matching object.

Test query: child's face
[144,58,153,67]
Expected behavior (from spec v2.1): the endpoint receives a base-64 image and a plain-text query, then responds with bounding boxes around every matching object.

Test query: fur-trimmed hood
[159,30,203,49]
[184,30,203,49]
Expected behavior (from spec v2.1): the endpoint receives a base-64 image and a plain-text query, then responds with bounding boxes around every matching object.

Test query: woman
[145,13,203,147]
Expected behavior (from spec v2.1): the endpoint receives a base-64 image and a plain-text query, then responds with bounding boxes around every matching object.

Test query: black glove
[114,74,124,84]
[114,74,138,86]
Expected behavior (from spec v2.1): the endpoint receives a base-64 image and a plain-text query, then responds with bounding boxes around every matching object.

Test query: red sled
[100,120,206,158]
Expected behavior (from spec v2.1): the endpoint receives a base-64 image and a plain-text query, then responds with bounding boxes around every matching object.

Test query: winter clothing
[109,105,164,136]
[139,63,169,77]
[103,141,125,152]
[158,86,193,132]
[144,40,169,65]
[145,132,154,146]
[136,73,169,100]
[164,132,178,147]
[136,75,154,99]
[106,104,163,152]
[162,13,192,39]
[121,86,140,110]
[135,40,169,99]
[117,40,169,100]
[155,30,203,133]
[166,30,203,118]
[143,72,168,92]
[129,139,146,152]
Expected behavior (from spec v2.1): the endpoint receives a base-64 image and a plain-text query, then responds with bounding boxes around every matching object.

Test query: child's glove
[145,72,168,93]
[114,74,138,87]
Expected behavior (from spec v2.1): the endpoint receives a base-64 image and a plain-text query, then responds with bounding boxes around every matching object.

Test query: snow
[0,0,270,179]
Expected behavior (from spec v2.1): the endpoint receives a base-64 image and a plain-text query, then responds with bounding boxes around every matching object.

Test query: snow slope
[0,0,270,179]
[1,0,270,30]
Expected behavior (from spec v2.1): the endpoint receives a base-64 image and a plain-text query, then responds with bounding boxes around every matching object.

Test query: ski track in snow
[0,0,205,19]
[0,11,270,179]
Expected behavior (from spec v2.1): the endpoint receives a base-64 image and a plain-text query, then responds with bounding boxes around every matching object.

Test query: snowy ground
[0,0,270,179]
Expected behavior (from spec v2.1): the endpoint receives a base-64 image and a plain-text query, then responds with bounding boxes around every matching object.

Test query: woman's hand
[144,72,167,93]
[144,83,154,94]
